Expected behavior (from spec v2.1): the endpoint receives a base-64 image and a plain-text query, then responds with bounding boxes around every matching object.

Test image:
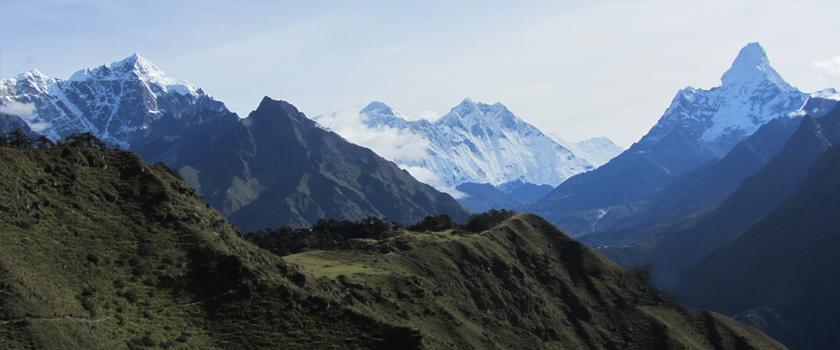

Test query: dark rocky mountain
[602,102,840,286]
[680,143,840,350]
[136,97,469,232]
[455,180,552,212]
[583,115,804,247]
[0,113,32,135]
[456,182,522,212]
[529,43,808,236]
[496,179,554,204]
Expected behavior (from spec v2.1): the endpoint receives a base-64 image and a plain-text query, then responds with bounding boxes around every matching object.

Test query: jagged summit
[721,42,793,91]
[640,42,807,154]
[69,53,198,95]
[2,69,54,95]
[440,98,519,129]
[361,101,398,116]
[0,54,225,146]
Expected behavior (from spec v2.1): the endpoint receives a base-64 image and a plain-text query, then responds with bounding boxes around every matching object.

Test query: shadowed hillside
[0,140,784,349]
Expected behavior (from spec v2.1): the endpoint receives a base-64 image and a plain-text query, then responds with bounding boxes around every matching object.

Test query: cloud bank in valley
[0,101,51,132]
[313,108,464,198]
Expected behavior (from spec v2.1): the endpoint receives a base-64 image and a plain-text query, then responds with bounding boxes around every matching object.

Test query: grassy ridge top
[275,214,785,349]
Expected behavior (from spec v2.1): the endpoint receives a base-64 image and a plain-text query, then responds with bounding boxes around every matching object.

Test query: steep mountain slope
[566,137,625,167]
[455,182,522,212]
[530,43,808,236]
[680,143,840,350]
[0,55,228,147]
[550,134,625,168]
[315,100,593,190]
[137,97,469,232]
[604,103,840,286]
[583,115,803,247]
[0,143,416,349]
[0,142,783,349]
[0,113,32,135]
[456,180,553,212]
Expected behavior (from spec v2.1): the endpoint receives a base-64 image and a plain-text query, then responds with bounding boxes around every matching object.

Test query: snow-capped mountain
[315,99,594,191]
[548,133,624,167]
[0,54,227,147]
[567,137,624,167]
[530,42,818,235]
[640,42,808,156]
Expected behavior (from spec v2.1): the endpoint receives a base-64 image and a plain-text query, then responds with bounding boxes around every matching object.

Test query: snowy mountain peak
[69,54,198,96]
[721,42,792,91]
[0,54,226,147]
[19,69,49,81]
[7,69,55,95]
[442,98,520,129]
[641,43,808,156]
[318,100,595,190]
[361,101,398,117]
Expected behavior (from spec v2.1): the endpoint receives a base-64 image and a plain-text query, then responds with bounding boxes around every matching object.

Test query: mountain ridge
[315,99,601,190]
[530,42,810,236]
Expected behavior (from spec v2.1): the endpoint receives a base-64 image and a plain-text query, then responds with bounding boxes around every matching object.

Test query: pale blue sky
[3,0,840,146]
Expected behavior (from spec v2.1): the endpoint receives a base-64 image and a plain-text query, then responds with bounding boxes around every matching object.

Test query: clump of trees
[0,130,53,149]
[462,209,517,233]
[247,217,400,256]
[410,209,517,234]
[0,130,106,150]
[407,214,459,232]
[250,210,518,256]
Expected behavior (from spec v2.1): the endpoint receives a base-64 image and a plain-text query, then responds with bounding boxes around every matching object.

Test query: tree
[8,129,32,149]
[62,132,106,149]
[34,135,55,149]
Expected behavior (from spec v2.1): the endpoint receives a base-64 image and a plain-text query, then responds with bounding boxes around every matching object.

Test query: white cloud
[813,56,840,76]
[0,101,36,117]
[314,108,468,198]
[400,165,466,199]
[0,101,52,132]
[315,108,431,162]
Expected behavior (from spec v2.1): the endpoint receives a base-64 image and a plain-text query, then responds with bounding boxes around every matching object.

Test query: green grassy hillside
[260,214,785,349]
[0,143,415,349]
[0,141,784,349]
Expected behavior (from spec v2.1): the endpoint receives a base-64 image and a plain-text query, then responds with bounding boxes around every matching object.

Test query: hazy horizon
[3,0,840,147]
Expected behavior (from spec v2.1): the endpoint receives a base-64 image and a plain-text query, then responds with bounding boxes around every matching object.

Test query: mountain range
[315,100,622,193]
[4,42,840,349]
[0,55,469,230]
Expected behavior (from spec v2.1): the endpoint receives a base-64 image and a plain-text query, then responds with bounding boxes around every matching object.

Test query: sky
[3,0,840,147]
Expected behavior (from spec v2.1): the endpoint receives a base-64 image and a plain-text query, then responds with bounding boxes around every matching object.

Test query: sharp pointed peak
[721,42,792,90]
[109,53,161,73]
[67,54,199,95]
